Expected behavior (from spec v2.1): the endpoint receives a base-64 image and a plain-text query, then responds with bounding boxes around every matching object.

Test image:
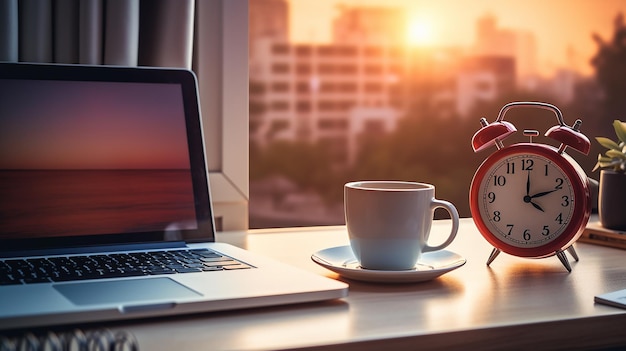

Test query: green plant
[593,120,626,173]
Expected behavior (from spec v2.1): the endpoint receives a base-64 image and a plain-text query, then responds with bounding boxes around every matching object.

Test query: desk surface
[112,218,626,351]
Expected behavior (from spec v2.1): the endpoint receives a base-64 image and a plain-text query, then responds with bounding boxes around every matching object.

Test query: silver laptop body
[0,63,347,330]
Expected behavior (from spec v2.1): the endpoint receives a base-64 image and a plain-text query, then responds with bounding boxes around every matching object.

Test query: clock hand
[530,201,545,212]
[523,171,533,205]
[523,186,546,212]
[530,189,558,199]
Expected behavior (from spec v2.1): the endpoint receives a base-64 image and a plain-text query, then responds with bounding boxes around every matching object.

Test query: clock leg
[556,250,572,272]
[486,248,501,266]
[567,245,579,262]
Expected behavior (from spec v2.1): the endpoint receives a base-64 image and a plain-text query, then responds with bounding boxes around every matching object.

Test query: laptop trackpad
[54,278,202,306]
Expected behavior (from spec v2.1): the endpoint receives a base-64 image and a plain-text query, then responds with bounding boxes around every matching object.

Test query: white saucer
[311,246,466,283]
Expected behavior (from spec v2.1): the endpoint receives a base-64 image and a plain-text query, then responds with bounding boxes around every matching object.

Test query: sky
[0,80,190,170]
[288,0,626,77]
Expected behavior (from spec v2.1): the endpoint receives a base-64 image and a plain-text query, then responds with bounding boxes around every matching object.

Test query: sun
[407,19,435,46]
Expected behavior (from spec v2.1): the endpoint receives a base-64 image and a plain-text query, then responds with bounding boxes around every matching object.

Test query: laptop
[0,62,348,330]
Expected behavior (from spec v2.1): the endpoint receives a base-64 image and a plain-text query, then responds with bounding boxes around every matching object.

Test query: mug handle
[423,199,459,252]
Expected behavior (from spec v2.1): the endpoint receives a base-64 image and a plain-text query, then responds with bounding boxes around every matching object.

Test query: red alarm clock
[469,102,591,272]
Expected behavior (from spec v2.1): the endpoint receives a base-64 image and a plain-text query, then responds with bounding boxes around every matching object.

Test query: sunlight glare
[407,18,435,46]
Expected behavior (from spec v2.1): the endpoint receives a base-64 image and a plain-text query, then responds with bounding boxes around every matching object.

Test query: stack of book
[0,328,138,350]
[578,221,626,250]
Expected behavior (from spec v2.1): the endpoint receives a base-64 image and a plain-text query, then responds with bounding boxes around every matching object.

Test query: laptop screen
[0,63,215,253]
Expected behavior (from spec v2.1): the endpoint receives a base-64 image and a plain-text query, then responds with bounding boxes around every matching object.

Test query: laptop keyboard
[0,249,252,285]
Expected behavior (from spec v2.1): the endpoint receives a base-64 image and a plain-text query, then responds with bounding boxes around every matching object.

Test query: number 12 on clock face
[478,153,575,250]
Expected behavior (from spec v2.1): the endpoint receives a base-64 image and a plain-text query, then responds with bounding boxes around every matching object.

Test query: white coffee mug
[344,181,459,271]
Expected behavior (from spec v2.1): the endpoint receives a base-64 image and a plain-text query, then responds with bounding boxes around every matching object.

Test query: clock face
[470,144,590,257]
[478,153,575,248]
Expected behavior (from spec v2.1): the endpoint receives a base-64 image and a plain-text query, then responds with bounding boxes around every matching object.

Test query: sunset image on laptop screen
[0,79,197,238]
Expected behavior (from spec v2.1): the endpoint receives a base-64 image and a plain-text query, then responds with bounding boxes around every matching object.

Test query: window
[272,44,290,55]
[295,45,312,57]
[271,100,290,111]
[320,82,336,93]
[249,81,266,95]
[364,82,383,93]
[296,81,310,93]
[337,82,357,92]
[296,64,311,75]
[317,46,335,56]
[364,64,383,75]
[296,101,311,113]
[318,118,348,130]
[337,64,357,75]
[270,119,290,132]
[249,0,626,229]
[337,46,357,57]
[271,63,290,74]
[318,64,335,74]
[337,100,356,111]
[271,82,290,92]
[318,100,336,111]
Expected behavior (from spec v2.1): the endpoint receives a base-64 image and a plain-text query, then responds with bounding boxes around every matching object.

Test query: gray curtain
[0,0,195,69]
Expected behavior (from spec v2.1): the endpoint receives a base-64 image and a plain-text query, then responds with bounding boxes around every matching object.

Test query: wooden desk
[111,218,626,350]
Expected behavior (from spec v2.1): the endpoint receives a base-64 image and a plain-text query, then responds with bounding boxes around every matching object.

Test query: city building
[471,14,537,90]
[250,4,408,164]
[249,2,526,165]
[456,56,516,117]
[248,0,289,57]
[332,6,406,46]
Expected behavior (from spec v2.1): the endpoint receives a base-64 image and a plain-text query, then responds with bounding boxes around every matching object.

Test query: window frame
[195,0,249,230]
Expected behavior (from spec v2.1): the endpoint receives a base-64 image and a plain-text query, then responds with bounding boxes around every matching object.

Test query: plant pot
[598,170,626,231]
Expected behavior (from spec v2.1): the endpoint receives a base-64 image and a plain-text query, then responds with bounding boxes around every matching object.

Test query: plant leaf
[596,136,620,150]
[603,159,622,167]
[594,160,619,171]
[606,149,626,159]
[594,154,607,171]
[613,120,626,144]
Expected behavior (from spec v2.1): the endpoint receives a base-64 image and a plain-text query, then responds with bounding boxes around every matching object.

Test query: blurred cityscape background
[248,0,626,228]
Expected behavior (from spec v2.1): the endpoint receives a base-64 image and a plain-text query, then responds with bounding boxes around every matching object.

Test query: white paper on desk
[595,288,626,309]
